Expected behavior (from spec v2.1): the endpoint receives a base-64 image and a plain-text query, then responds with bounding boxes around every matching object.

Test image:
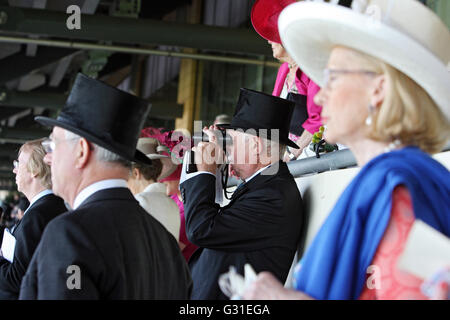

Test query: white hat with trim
[278,0,450,120]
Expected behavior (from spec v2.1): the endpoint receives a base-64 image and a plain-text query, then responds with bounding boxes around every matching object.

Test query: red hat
[251,0,297,44]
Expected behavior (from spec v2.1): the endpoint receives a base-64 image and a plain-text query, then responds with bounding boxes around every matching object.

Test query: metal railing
[227,142,450,186]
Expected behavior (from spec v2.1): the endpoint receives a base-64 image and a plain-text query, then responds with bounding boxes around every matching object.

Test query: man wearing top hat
[180,88,304,300]
[19,73,192,299]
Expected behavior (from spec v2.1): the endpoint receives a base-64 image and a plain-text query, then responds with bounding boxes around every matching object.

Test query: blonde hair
[349,48,450,154]
[19,138,52,189]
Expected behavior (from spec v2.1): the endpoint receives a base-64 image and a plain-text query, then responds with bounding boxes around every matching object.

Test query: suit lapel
[226,161,287,206]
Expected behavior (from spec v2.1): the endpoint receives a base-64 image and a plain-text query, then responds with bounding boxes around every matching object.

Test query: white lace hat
[278,0,450,120]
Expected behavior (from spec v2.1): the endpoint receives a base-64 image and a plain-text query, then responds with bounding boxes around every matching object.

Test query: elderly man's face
[13,148,33,195]
[45,127,78,201]
[226,130,260,180]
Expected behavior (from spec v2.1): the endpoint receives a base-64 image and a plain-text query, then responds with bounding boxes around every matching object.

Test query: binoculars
[187,129,233,174]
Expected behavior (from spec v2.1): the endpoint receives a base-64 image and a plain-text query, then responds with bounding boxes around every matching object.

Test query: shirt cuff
[183,171,216,183]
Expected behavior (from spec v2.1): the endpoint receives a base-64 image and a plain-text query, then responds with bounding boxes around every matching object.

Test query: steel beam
[0,174,14,180]
[0,89,184,119]
[0,6,272,56]
[0,89,65,110]
[0,46,77,85]
[0,143,19,158]
[0,126,51,142]
[0,167,14,176]
[0,35,280,67]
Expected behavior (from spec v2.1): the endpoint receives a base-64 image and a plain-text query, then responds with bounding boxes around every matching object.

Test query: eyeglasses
[13,160,18,169]
[41,137,79,153]
[41,139,55,153]
[323,68,379,91]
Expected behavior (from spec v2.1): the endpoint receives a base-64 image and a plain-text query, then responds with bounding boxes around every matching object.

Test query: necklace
[286,65,299,94]
[383,139,402,153]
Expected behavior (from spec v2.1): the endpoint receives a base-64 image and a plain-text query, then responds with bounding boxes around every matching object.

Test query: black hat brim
[35,116,152,165]
[217,124,300,149]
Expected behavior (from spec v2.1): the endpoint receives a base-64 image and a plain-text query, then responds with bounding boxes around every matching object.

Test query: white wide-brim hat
[278,0,450,121]
[136,137,178,180]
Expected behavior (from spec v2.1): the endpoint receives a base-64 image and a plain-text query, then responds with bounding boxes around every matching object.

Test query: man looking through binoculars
[179,88,305,300]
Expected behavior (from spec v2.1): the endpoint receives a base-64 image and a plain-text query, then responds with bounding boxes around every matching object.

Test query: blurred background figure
[213,114,231,126]
[140,127,198,262]
[16,197,29,221]
[0,203,9,247]
[251,0,323,161]
[128,137,181,241]
[9,197,30,233]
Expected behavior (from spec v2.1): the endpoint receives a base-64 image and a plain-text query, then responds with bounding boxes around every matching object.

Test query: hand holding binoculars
[187,128,233,174]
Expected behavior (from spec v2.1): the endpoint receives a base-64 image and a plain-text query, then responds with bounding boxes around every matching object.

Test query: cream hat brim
[137,137,178,180]
[278,0,450,121]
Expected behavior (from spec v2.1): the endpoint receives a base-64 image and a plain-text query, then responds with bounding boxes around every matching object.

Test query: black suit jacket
[0,193,67,299]
[19,188,192,300]
[180,161,304,299]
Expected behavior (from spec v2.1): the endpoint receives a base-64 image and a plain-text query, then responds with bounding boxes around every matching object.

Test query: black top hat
[218,88,299,149]
[35,73,152,165]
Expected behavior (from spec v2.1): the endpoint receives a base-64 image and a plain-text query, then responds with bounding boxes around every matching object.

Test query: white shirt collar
[72,179,128,210]
[244,164,272,184]
[24,189,53,215]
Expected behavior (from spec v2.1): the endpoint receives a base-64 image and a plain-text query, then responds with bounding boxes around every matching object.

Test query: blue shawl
[294,147,450,299]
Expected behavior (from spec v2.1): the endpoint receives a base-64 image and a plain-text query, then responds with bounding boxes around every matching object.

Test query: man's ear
[75,138,92,169]
[370,74,387,109]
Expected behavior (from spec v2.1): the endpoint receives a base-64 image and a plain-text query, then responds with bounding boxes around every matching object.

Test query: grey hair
[64,130,131,167]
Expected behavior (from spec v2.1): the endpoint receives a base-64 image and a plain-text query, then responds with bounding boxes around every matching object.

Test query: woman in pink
[141,127,198,262]
[251,0,323,160]
[160,165,198,262]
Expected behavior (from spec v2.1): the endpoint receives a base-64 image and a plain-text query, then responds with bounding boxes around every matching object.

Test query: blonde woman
[243,0,450,300]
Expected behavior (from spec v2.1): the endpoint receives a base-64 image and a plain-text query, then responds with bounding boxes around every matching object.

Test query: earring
[365,104,376,126]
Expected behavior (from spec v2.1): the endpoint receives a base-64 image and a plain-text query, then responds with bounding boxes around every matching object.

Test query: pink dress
[171,194,198,262]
